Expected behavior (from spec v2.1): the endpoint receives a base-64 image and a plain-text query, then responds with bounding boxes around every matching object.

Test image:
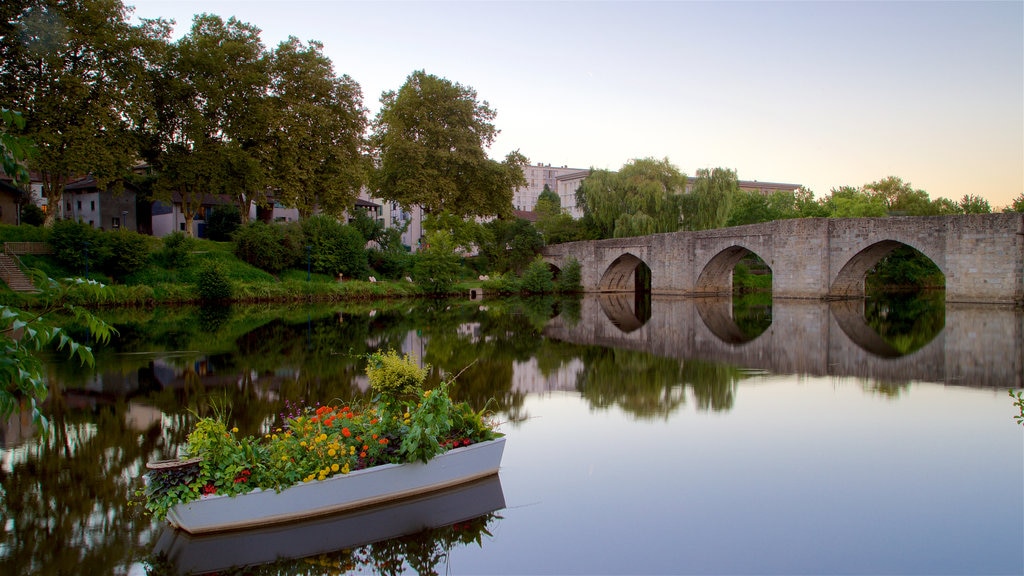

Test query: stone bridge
[540,214,1024,304]
[544,295,1022,388]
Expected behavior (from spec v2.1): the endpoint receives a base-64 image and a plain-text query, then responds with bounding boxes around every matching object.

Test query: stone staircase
[0,252,36,292]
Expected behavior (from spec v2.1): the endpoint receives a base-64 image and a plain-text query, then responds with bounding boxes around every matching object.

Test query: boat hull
[166,436,505,534]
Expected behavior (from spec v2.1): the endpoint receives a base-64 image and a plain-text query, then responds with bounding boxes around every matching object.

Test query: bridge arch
[599,252,652,293]
[830,240,945,299]
[694,245,772,296]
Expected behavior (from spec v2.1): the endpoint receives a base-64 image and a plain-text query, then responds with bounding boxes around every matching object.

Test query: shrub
[19,204,45,226]
[205,205,241,241]
[412,231,460,295]
[519,256,555,294]
[557,257,582,293]
[48,219,109,274]
[196,262,232,302]
[233,221,302,274]
[100,228,151,280]
[301,216,369,278]
[160,232,194,269]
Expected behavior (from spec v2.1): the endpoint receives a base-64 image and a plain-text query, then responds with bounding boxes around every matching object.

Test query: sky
[127,0,1024,207]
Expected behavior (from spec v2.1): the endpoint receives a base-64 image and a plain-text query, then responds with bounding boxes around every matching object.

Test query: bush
[205,205,241,242]
[301,216,369,278]
[557,257,582,293]
[19,204,45,226]
[412,231,460,295]
[49,219,109,274]
[100,228,152,280]
[520,256,555,294]
[196,262,232,302]
[0,223,46,242]
[233,221,302,274]
[160,232,195,269]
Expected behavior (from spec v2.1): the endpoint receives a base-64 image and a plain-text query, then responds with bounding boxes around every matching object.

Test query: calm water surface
[1,294,1021,575]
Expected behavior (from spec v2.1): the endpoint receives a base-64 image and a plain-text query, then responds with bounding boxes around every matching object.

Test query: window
[179,223,186,231]
[77,201,82,211]
[90,201,95,211]
[112,217,120,229]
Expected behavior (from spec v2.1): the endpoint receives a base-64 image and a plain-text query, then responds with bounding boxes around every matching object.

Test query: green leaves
[0,273,117,428]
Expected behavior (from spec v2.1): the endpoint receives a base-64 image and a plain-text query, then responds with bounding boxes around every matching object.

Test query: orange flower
[342,427,352,437]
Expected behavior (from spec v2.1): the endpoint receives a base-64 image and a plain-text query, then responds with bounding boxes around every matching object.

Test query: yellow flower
[331,463,339,472]
[300,441,307,447]
[328,448,337,457]
[349,446,356,455]
[281,455,288,461]
[342,463,350,474]
[231,427,238,433]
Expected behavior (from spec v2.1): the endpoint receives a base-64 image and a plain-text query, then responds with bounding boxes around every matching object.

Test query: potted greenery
[141,349,504,533]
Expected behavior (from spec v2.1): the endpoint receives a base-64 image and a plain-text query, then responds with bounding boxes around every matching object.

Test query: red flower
[342,427,352,438]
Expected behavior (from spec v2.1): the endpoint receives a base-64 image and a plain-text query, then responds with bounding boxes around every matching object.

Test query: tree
[478,218,545,274]
[820,186,887,217]
[371,70,527,218]
[575,158,687,239]
[685,167,738,230]
[143,14,271,237]
[959,193,991,214]
[1004,194,1024,213]
[0,0,153,225]
[269,37,368,219]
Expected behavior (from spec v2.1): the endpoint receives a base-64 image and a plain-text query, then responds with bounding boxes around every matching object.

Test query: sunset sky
[128,1,1024,207]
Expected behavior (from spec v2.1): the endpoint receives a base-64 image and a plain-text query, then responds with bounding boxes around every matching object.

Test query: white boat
[152,474,506,575]
[163,436,506,534]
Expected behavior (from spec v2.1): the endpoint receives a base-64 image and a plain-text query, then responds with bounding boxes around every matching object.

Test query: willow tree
[684,167,738,231]
[269,37,368,219]
[371,70,527,218]
[575,157,687,239]
[0,0,154,224]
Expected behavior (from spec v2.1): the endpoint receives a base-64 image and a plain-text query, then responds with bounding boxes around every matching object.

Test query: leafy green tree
[48,219,109,274]
[684,167,738,230]
[349,209,386,247]
[820,186,888,217]
[422,211,484,253]
[535,185,560,217]
[959,193,991,214]
[478,218,545,274]
[1,108,32,188]
[301,215,369,278]
[519,256,555,293]
[793,186,829,218]
[371,70,527,218]
[1004,194,1024,213]
[576,158,687,239]
[726,189,807,226]
[412,230,461,295]
[269,37,368,218]
[205,205,242,241]
[931,197,962,215]
[99,228,150,279]
[143,14,271,237]
[0,0,154,225]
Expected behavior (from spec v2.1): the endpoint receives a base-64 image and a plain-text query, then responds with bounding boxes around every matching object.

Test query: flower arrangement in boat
[142,349,501,519]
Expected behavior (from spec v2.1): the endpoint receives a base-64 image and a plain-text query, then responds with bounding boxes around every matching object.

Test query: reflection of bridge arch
[694,245,772,296]
[598,293,651,333]
[599,253,651,293]
[830,240,945,299]
[694,298,769,345]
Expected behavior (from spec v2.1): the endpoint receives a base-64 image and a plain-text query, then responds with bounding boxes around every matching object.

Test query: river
[1,293,1021,575]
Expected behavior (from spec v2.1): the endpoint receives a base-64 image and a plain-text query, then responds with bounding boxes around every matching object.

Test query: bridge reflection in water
[544,294,1022,388]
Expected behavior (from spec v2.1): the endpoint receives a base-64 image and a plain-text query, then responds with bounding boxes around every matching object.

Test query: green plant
[233,221,303,274]
[413,230,460,295]
[1011,390,1024,426]
[0,270,116,426]
[519,256,554,294]
[49,219,109,274]
[196,262,233,302]
[100,228,152,279]
[205,205,241,241]
[302,215,369,278]
[557,257,582,293]
[160,231,194,269]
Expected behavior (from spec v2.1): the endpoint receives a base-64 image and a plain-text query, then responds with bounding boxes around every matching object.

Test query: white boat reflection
[151,473,505,575]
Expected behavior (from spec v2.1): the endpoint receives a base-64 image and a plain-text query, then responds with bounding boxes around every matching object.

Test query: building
[513,163,590,217]
[737,180,803,195]
[61,176,138,231]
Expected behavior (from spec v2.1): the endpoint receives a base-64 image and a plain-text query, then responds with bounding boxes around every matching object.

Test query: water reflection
[149,475,505,575]
[1,295,1020,575]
